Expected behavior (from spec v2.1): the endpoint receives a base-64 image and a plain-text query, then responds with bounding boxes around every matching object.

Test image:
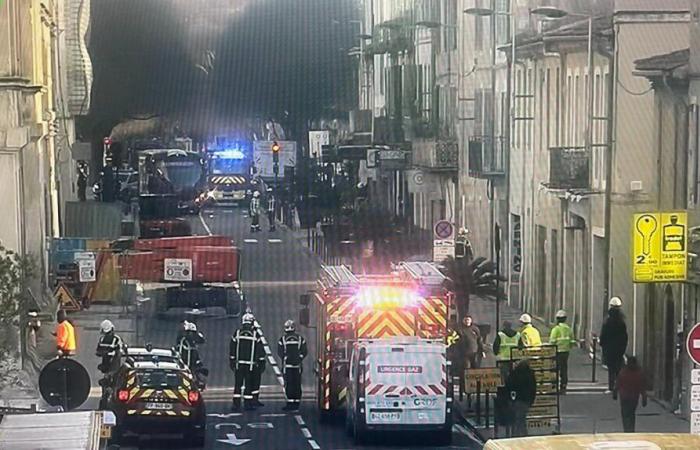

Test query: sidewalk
[459,294,689,438]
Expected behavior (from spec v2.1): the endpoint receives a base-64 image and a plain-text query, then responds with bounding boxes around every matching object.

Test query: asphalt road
[106,207,483,449]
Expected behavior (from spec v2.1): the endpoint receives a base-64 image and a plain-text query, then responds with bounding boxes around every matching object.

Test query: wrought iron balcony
[468,136,506,178]
[548,146,590,189]
[412,139,458,171]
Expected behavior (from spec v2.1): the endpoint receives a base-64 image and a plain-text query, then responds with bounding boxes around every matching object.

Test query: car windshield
[136,370,181,388]
[159,161,202,188]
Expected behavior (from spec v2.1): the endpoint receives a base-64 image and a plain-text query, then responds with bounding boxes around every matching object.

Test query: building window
[378,57,385,95]
[475,14,483,51]
[495,0,511,45]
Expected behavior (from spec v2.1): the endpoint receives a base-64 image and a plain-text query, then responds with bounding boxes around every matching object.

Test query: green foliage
[0,245,35,325]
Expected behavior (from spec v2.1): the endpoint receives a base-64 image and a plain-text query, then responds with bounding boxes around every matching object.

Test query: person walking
[600,296,628,396]
[77,161,89,202]
[505,359,537,437]
[266,187,276,232]
[229,313,264,410]
[96,319,124,374]
[249,191,261,233]
[518,314,542,348]
[616,356,647,432]
[493,320,520,379]
[54,310,76,357]
[459,315,484,369]
[278,320,307,411]
[549,310,576,393]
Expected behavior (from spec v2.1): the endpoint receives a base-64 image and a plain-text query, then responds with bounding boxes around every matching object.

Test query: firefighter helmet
[253,191,260,198]
[519,313,532,324]
[284,320,296,332]
[100,320,115,334]
[609,296,622,307]
[555,309,567,319]
[183,320,197,332]
[242,313,255,324]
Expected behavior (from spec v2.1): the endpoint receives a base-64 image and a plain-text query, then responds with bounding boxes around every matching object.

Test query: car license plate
[145,402,173,410]
[370,412,401,421]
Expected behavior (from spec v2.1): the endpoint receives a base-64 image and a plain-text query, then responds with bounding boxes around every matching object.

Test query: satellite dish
[39,358,91,411]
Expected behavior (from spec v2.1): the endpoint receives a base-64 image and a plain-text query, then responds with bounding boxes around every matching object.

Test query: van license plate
[145,402,172,410]
[370,412,400,421]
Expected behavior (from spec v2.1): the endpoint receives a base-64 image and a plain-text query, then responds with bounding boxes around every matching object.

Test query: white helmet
[284,320,296,332]
[100,319,115,334]
[555,309,567,319]
[253,191,260,198]
[242,313,255,324]
[519,313,532,324]
[609,296,622,308]
[183,320,197,332]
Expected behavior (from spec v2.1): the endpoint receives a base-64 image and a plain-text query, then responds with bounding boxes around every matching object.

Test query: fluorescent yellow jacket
[549,322,576,353]
[520,324,542,347]
[496,331,520,360]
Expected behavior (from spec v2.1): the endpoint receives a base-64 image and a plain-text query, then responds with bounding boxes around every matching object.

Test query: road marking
[308,440,320,449]
[243,239,258,244]
[273,366,282,376]
[198,211,213,236]
[242,281,317,287]
[301,427,312,438]
[268,238,283,243]
[277,376,285,386]
[294,415,305,426]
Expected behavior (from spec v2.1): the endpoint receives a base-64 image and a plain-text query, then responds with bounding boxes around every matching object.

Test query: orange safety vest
[56,320,76,353]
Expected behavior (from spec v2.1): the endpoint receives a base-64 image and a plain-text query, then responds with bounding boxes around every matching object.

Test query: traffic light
[272,141,280,164]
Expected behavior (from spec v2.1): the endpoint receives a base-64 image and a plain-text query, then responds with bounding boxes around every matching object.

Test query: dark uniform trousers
[278,333,307,408]
[233,363,256,406]
[284,368,302,403]
[230,328,263,407]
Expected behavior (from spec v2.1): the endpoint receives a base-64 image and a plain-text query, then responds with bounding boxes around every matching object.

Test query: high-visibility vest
[56,320,76,352]
[521,324,542,347]
[497,331,520,360]
[446,329,460,348]
[549,322,575,352]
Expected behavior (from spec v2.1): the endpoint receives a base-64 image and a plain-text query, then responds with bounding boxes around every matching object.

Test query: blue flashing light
[213,149,246,160]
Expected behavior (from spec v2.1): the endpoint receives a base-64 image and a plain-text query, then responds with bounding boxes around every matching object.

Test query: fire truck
[299,262,453,421]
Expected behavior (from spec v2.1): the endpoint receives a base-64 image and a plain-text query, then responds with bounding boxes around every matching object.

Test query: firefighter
[230,313,265,410]
[446,316,463,396]
[266,187,276,232]
[517,313,542,348]
[549,309,577,392]
[54,310,76,357]
[250,191,261,233]
[176,321,206,373]
[249,313,266,407]
[278,320,307,411]
[77,160,89,202]
[96,319,124,374]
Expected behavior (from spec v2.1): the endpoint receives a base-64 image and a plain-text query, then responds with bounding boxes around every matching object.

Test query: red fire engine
[299,262,453,419]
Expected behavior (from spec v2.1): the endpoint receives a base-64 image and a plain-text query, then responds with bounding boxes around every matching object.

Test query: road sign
[433,239,455,262]
[693,369,700,384]
[633,211,687,282]
[78,259,96,282]
[465,367,502,392]
[693,412,700,435]
[687,323,700,365]
[54,283,80,311]
[434,220,454,240]
[692,385,700,412]
[164,258,192,282]
[39,358,90,411]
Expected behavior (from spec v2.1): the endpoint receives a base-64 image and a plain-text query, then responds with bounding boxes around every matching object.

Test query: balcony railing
[468,136,506,177]
[548,146,590,189]
[412,139,457,171]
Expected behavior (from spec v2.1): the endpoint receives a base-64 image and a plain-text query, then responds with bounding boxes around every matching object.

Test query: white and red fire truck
[299,261,454,434]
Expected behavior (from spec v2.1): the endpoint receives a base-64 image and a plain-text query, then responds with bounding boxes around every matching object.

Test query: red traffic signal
[271,142,281,153]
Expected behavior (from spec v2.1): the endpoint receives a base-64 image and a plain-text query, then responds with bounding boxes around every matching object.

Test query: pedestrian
[266,187,276,232]
[250,313,266,407]
[278,320,307,411]
[600,296,628,396]
[505,359,537,437]
[446,316,465,396]
[229,313,265,410]
[459,315,485,369]
[77,161,89,202]
[518,313,542,348]
[96,319,124,375]
[549,309,576,393]
[249,191,261,232]
[54,309,76,357]
[493,320,520,379]
[176,320,206,373]
[616,356,647,432]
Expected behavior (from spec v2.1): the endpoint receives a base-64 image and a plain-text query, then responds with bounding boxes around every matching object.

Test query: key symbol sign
[636,214,658,256]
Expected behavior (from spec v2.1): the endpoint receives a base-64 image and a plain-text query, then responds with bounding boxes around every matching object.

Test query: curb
[455,402,489,444]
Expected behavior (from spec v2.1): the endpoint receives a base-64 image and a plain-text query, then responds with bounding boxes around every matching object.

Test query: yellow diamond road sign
[633,211,688,282]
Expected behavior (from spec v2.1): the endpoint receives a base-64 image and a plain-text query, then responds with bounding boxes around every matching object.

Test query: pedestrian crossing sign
[54,283,80,311]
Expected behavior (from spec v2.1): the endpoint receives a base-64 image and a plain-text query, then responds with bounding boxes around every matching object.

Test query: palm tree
[442,254,506,319]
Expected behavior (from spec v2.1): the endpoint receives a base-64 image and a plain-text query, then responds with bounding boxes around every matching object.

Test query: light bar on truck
[213,149,246,159]
[351,286,423,311]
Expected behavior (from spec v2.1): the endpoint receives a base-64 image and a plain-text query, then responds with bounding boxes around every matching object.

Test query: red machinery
[119,235,243,315]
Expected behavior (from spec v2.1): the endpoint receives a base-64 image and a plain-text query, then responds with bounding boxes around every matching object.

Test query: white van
[345,337,452,445]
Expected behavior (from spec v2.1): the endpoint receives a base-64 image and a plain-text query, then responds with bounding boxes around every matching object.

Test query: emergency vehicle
[107,347,206,446]
[346,337,452,444]
[300,262,453,421]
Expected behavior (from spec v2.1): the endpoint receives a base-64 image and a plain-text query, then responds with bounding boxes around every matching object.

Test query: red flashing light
[117,389,129,402]
[188,391,200,403]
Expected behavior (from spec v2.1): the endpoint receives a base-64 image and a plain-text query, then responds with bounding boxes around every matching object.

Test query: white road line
[273,366,282,376]
[268,238,283,243]
[277,376,285,386]
[308,440,320,449]
[198,212,213,236]
[301,428,312,438]
[267,355,276,364]
[243,238,258,243]
[294,415,305,425]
